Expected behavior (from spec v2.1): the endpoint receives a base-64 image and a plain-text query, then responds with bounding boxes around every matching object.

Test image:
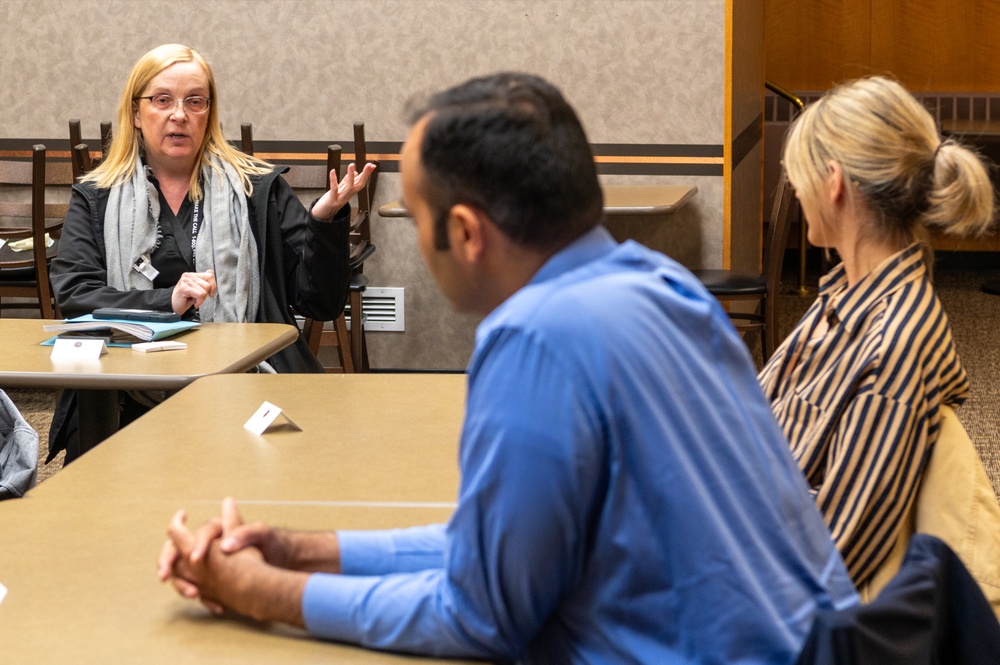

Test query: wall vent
[347,287,404,332]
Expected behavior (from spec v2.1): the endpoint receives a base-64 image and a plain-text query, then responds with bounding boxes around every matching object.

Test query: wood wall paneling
[870,1,1000,92]
[766,0,1000,93]
[764,0,872,90]
[727,0,765,271]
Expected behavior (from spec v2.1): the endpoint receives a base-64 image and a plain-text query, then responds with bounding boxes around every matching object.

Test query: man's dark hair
[410,72,604,250]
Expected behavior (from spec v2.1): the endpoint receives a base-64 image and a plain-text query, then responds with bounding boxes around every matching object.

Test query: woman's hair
[783,75,995,253]
[82,43,271,198]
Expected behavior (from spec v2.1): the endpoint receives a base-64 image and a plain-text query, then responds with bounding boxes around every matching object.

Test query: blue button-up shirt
[303,226,858,663]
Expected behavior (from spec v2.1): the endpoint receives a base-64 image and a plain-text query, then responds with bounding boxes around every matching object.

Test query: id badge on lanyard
[190,199,201,266]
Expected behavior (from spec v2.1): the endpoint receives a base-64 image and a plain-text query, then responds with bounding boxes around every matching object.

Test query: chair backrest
[240,123,255,156]
[0,144,72,318]
[860,404,1000,615]
[349,122,379,258]
[762,170,797,294]
[68,119,112,179]
[239,122,379,268]
[72,143,96,180]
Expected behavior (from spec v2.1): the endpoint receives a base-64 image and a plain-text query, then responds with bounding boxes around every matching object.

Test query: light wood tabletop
[0,318,299,452]
[0,318,298,390]
[0,373,475,664]
[378,183,698,218]
[601,184,699,216]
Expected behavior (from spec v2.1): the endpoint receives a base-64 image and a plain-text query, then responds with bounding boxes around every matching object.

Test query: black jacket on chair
[795,534,1000,665]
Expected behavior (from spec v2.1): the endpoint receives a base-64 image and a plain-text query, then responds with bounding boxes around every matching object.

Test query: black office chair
[692,170,797,363]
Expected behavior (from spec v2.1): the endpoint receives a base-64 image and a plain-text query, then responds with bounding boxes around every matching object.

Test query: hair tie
[932,141,946,161]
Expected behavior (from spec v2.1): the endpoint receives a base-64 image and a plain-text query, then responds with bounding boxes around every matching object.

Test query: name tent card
[243,401,302,435]
[50,337,107,362]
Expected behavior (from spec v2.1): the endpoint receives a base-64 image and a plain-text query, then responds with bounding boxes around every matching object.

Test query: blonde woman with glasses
[49,44,374,464]
[759,76,996,598]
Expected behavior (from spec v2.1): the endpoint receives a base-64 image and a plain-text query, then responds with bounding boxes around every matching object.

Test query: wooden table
[0,319,299,452]
[378,183,698,218]
[0,373,475,664]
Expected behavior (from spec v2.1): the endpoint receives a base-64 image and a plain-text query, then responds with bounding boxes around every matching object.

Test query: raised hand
[310,161,377,221]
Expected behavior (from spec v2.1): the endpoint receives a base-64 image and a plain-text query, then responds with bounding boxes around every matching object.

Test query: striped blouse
[758,243,968,587]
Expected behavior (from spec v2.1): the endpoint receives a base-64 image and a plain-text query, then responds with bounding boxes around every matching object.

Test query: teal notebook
[42,315,200,346]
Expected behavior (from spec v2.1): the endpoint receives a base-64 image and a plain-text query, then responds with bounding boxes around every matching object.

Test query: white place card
[132,341,187,353]
[243,401,302,435]
[0,581,7,605]
[50,337,107,362]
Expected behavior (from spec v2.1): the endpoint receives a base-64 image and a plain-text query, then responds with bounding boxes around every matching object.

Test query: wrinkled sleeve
[51,186,174,317]
[337,524,447,576]
[270,177,350,322]
[817,392,922,585]
[301,329,603,659]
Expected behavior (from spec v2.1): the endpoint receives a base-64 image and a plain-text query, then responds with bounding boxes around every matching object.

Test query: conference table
[0,318,299,454]
[0,373,477,663]
[377,183,699,218]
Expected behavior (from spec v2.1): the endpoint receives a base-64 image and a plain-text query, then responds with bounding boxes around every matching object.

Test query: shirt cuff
[338,524,446,576]
[302,572,378,642]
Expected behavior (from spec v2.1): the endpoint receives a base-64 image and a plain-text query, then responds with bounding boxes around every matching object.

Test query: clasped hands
[157,497,308,626]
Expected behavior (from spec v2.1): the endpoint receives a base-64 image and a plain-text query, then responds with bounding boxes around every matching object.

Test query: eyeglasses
[134,94,211,114]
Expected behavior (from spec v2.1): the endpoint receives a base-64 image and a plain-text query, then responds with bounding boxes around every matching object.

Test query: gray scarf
[104,157,259,322]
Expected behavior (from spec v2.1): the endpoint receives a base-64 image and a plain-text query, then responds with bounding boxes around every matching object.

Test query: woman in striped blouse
[758,76,994,589]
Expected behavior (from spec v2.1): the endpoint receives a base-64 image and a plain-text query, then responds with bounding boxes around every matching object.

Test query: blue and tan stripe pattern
[759,243,969,586]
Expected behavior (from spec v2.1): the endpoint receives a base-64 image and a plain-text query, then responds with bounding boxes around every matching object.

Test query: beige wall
[1,0,753,369]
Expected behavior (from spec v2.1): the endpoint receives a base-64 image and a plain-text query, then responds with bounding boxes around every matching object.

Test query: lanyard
[190,199,201,266]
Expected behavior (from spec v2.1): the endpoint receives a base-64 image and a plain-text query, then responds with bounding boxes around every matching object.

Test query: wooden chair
[71,143,96,179]
[68,119,111,180]
[241,123,379,372]
[0,145,73,318]
[692,171,797,363]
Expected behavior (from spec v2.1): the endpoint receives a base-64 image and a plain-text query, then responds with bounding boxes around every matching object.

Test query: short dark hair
[410,72,604,250]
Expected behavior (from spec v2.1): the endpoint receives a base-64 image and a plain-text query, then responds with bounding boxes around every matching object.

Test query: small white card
[132,341,187,353]
[243,401,302,435]
[0,581,7,605]
[50,337,107,362]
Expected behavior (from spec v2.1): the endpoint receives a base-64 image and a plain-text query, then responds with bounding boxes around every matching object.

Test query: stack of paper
[44,315,199,344]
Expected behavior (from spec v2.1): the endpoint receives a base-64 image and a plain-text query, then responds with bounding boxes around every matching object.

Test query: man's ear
[448,204,487,264]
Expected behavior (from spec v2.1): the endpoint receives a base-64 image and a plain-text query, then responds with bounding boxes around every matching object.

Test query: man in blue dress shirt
[159,72,858,663]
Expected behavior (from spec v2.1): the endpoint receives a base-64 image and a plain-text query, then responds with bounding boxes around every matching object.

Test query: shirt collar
[528,225,618,287]
[819,243,926,333]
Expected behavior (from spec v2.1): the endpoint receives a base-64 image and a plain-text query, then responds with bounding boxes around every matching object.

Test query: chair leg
[332,313,354,373]
[302,317,323,357]
[348,289,367,373]
[763,295,777,364]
